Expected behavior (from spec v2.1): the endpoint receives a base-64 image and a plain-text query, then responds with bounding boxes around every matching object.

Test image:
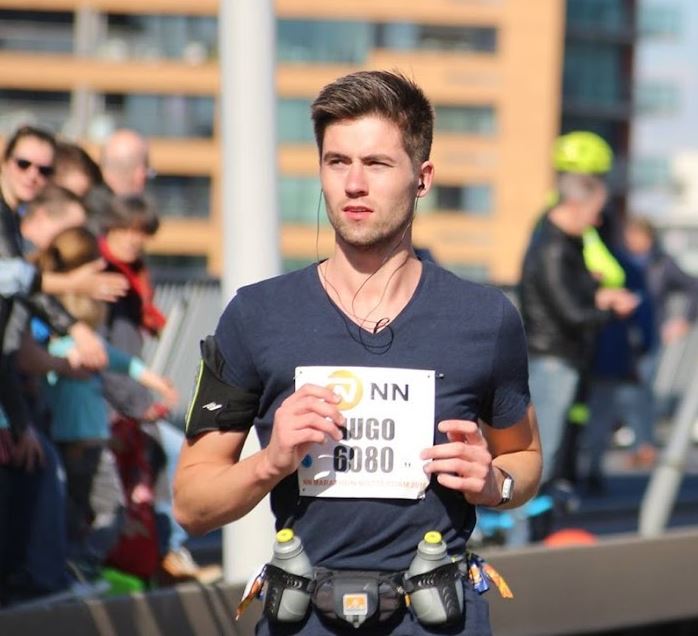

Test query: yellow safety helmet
[553,131,614,175]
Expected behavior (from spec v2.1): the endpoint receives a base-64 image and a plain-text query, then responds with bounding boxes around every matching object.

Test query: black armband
[184,336,260,439]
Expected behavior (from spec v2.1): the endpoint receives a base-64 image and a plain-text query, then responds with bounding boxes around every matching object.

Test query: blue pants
[0,431,70,601]
[153,419,188,554]
[528,355,580,484]
[584,378,655,475]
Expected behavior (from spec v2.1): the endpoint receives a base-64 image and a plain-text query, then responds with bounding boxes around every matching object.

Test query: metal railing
[640,324,698,535]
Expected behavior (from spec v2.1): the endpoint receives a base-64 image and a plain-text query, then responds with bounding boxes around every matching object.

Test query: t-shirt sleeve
[214,293,262,391]
[480,295,531,428]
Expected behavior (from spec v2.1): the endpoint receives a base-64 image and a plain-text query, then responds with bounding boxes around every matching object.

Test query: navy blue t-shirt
[215,261,529,572]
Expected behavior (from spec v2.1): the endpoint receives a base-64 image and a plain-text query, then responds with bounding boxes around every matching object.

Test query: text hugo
[342,417,396,441]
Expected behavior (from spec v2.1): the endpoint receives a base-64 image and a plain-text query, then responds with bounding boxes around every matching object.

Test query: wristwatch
[495,467,514,506]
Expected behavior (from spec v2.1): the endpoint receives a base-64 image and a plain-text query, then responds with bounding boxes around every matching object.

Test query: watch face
[502,476,514,501]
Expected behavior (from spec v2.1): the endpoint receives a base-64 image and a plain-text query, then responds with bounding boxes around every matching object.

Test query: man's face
[27,201,86,250]
[319,115,430,252]
[1,136,54,207]
[577,181,608,230]
[55,168,92,198]
[106,226,149,264]
[624,224,653,255]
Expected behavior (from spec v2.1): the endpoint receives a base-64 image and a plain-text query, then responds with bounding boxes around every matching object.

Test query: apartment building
[0,0,566,283]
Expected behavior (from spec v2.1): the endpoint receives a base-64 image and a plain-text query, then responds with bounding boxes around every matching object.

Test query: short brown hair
[626,215,657,241]
[24,184,84,220]
[101,194,160,236]
[54,141,103,189]
[311,70,434,167]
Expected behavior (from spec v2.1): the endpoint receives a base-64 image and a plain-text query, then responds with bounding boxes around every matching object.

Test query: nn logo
[326,369,363,411]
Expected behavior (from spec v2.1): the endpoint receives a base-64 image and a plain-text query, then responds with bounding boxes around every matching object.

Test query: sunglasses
[13,157,55,178]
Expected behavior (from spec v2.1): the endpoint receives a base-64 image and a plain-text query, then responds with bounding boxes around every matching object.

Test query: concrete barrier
[2,528,697,635]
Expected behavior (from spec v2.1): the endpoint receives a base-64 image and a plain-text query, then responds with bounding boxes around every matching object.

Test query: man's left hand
[420,419,501,507]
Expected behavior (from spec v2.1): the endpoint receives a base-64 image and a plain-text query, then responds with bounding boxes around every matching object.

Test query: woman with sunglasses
[1,127,109,470]
[0,125,56,215]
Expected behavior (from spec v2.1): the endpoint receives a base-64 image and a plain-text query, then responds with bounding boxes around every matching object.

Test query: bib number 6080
[333,445,394,474]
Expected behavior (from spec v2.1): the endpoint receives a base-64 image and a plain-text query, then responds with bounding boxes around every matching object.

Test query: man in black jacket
[520,171,638,487]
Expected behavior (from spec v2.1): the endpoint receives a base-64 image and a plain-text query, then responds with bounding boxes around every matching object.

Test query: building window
[0,10,74,53]
[634,81,680,115]
[0,89,71,136]
[376,23,497,53]
[104,14,217,61]
[422,184,493,215]
[277,21,372,63]
[565,0,628,31]
[563,42,627,106]
[638,4,682,38]
[277,20,497,63]
[280,176,326,224]
[630,157,671,189]
[147,175,211,219]
[434,105,496,135]
[104,94,214,138]
[278,99,315,143]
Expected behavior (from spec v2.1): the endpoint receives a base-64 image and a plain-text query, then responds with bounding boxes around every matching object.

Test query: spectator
[625,216,698,345]
[53,140,104,198]
[1,128,105,538]
[519,132,639,491]
[100,129,152,197]
[21,185,127,302]
[36,226,178,580]
[98,194,221,584]
[0,132,94,603]
[0,125,55,215]
[582,248,657,492]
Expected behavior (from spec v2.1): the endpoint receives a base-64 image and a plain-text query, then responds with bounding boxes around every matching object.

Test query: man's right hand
[595,288,639,318]
[69,259,129,302]
[261,384,344,480]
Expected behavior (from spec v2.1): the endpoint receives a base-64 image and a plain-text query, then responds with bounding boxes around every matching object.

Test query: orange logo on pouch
[343,593,368,616]
[326,369,363,411]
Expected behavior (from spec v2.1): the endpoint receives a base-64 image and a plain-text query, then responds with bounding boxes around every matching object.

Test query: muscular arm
[174,383,344,535]
[482,404,542,508]
[173,429,282,535]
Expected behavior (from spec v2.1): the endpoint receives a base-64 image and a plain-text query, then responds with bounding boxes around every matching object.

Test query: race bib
[295,366,435,499]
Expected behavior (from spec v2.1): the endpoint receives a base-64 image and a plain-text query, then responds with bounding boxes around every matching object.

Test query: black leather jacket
[519,215,611,369]
[1,192,75,437]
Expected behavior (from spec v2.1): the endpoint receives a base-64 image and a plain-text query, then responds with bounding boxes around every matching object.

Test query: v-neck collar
[310,259,430,337]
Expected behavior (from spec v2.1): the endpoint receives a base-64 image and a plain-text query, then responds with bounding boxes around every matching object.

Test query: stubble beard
[328,204,414,253]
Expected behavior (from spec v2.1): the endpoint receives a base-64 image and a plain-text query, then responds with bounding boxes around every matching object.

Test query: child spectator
[36,226,178,579]
[53,140,104,198]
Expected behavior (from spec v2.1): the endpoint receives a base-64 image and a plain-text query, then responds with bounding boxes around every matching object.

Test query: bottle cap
[276,529,295,543]
[423,531,442,544]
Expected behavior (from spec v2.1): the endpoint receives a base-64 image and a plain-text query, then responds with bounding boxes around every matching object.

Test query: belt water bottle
[268,529,313,622]
[406,530,463,625]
